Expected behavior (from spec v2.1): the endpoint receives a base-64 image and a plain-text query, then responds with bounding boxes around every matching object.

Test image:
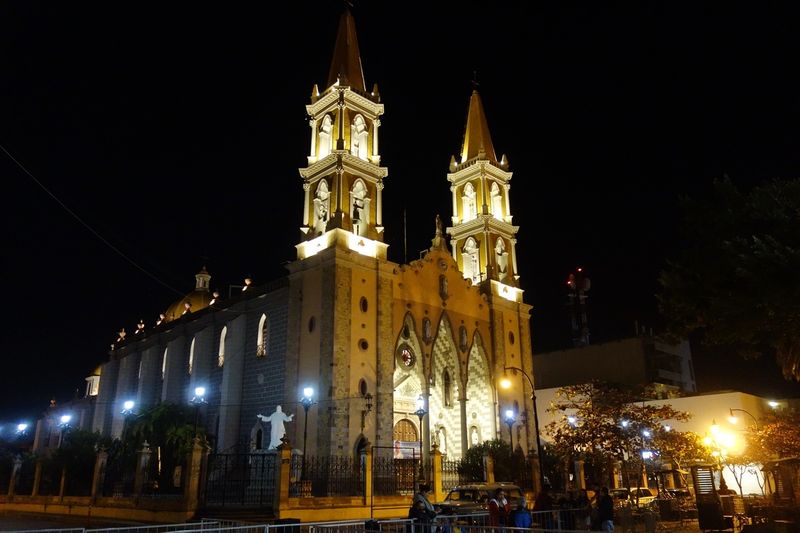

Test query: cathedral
[81,7,536,465]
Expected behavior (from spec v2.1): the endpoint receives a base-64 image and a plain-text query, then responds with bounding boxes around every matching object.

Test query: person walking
[597,487,615,533]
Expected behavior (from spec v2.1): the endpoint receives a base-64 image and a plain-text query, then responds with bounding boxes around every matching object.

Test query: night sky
[4,2,800,424]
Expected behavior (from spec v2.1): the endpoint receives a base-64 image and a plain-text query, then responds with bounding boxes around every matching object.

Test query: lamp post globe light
[728,407,760,429]
[191,386,207,438]
[500,366,545,489]
[16,423,28,435]
[300,387,315,481]
[414,395,427,481]
[505,409,515,451]
[121,399,136,437]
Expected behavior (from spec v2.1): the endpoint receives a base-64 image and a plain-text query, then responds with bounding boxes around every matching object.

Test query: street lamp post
[121,399,135,436]
[58,414,72,448]
[300,387,315,481]
[414,395,427,481]
[501,366,545,489]
[505,409,516,452]
[191,386,207,438]
[728,408,760,429]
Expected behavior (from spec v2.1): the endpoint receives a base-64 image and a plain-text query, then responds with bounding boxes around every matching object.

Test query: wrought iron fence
[372,446,418,496]
[293,454,364,497]
[15,456,36,495]
[204,452,277,507]
[38,460,62,496]
[441,458,477,492]
[101,453,135,497]
[516,456,533,491]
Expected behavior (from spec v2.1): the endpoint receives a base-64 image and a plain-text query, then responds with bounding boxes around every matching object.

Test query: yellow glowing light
[728,415,738,424]
[703,436,712,446]
[500,376,512,389]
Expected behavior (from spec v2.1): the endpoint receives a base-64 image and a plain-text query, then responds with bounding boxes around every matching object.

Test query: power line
[1,143,184,297]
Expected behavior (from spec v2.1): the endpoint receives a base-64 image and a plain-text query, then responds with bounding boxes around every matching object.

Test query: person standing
[597,487,615,533]
[510,496,533,528]
[489,487,511,529]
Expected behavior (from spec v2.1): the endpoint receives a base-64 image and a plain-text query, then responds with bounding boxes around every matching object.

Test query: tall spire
[459,89,497,164]
[326,7,366,92]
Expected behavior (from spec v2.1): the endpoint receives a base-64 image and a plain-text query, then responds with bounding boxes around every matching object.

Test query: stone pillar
[528,450,542,495]
[58,466,67,500]
[363,445,373,509]
[431,445,444,503]
[484,453,495,484]
[275,438,293,516]
[31,461,42,496]
[91,448,108,500]
[574,459,586,490]
[7,456,22,497]
[183,437,205,512]
[134,441,152,496]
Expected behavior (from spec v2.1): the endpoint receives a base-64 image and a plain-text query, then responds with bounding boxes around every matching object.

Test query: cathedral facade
[88,8,536,465]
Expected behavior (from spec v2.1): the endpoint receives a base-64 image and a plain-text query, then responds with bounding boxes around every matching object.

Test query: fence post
[484,453,495,483]
[274,437,293,516]
[58,465,67,500]
[184,437,205,512]
[431,445,444,503]
[364,444,373,509]
[31,460,42,496]
[7,455,22,497]
[91,448,108,501]
[134,440,152,497]
[528,450,542,496]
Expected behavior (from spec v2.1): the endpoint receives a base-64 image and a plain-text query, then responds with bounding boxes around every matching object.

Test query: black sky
[4,2,800,424]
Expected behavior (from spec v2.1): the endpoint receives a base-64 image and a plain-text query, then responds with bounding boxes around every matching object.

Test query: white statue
[257,405,294,449]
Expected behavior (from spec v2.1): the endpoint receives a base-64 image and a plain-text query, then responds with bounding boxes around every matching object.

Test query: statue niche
[350,179,371,237]
[313,179,330,235]
[461,182,477,221]
[495,237,509,282]
[318,114,333,159]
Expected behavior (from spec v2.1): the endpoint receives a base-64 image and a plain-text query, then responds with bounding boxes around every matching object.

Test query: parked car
[609,487,658,508]
[435,482,523,515]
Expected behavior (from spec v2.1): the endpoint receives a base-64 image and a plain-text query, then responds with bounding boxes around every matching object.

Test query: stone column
[528,450,542,495]
[574,459,586,490]
[91,448,108,500]
[31,461,42,496]
[363,445,373,509]
[7,456,22,497]
[134,441,152,496]
[58,466,67,500]
[275,438,293,516]
[183,437,205,512]
[431,446,444,503]
[484,453,495,484]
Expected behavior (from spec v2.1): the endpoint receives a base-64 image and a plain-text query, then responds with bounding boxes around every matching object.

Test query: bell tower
[446,89,521,299]
[297,7,388,261]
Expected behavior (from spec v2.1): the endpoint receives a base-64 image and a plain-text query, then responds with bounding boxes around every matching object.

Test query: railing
[204,453,277,507]
[293,455,364,497]
[101,454,135,498]
[372,447,416,496]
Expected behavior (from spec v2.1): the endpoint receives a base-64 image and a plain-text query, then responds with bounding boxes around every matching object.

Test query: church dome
[163,267,213,322]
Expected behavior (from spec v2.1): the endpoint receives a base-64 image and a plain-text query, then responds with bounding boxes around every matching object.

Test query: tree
[544,381,692,491]
[658,176,800,380]
[459,438,527,484]
[745,409,800,461]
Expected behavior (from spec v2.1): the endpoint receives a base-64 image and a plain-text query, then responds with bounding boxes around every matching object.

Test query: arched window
[257,314,269,357]
[459,326,468,352]
[161,348,168,380]
[393,419,419,442]
[439,275,448,300]
[491,182,503,219]
[188,337,196,375]
[319,114,333,159]
[443,370,453,408]
[350,114,369,160]
[218,326,227,367]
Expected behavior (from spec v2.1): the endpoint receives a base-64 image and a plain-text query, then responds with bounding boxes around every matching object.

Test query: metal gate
[204,452,277,507]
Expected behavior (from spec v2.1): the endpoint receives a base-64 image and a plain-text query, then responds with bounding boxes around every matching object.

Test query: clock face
[397,345,415,368]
